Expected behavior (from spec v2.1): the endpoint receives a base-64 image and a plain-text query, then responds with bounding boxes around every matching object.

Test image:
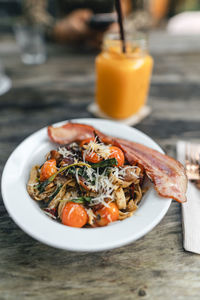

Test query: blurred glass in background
[14,24,46,64]
[0,60,12,96]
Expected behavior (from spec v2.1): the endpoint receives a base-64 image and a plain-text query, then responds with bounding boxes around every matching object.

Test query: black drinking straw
[115,0,126,53]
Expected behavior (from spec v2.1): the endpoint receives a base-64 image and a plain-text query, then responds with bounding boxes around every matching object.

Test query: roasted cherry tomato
[62,202,88,228]
[40,159,57,182]
[95,202,119,226]
[81,137,102,163]
[81,139,124,166]
[85,152,102,163]
[108,146,125,167]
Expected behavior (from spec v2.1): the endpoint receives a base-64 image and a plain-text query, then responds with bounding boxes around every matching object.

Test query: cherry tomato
[40,159,57,181]
[95,202,119,227]
[81,138,102,163]
[80,139,124,166]
[62,202,88,228]
[108,146,125,167]
[85,151,102,163]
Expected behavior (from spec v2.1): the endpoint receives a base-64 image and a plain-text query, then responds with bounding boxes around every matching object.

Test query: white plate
[1,118,171,252]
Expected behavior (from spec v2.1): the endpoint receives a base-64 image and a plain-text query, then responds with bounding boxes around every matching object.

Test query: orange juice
[95,34,153,119]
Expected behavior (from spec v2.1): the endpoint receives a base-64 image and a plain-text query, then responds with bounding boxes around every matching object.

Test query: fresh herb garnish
[37,162,91,193]
[37,180,50,194]
[49,162,91,182]
[48,185,62,202]
[67,166,85,177]
[70,196,92,204]
[89,158,117,169]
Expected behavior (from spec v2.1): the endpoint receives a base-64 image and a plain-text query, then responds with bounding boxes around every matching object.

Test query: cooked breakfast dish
[27,122,187,228]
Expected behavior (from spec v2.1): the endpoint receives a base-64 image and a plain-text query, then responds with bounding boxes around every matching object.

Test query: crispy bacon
[48,122,187,203]
[48,123,106,144]
[114,139,187,203]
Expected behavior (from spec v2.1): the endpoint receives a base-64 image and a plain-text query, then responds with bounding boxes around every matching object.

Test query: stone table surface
[0,32,200,300]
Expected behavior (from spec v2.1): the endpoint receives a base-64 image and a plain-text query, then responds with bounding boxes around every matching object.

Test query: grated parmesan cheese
[78,166,117,206]
[58,146,75,158]
[113,166,139,180]
[75,168,80,184]
[82,138,111,162]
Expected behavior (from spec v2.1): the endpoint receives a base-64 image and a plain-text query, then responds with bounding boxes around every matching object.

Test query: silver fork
[185,142,200,181]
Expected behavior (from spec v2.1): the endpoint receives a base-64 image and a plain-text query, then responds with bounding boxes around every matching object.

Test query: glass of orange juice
[95,32,153,119]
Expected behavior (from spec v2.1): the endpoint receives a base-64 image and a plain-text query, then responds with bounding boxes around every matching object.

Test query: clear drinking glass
[0,59,12,96]
[14,24,46,65]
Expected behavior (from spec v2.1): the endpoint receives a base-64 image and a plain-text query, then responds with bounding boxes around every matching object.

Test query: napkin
[87,103,151,126]
[177,141,200,254]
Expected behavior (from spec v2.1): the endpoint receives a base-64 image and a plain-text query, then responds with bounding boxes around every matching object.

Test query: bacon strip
[113,139,187,203]
[48,123,106,144]
[48,122,187,203]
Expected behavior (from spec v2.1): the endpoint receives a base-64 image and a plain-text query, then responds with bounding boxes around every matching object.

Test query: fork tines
[185,142,200,180]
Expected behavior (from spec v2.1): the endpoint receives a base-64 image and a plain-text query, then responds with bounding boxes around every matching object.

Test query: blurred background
[1,0,200,67]
[0,0,200,126]
[1,0,200,41]
[0,0,200,70]
[0,0,200,33]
